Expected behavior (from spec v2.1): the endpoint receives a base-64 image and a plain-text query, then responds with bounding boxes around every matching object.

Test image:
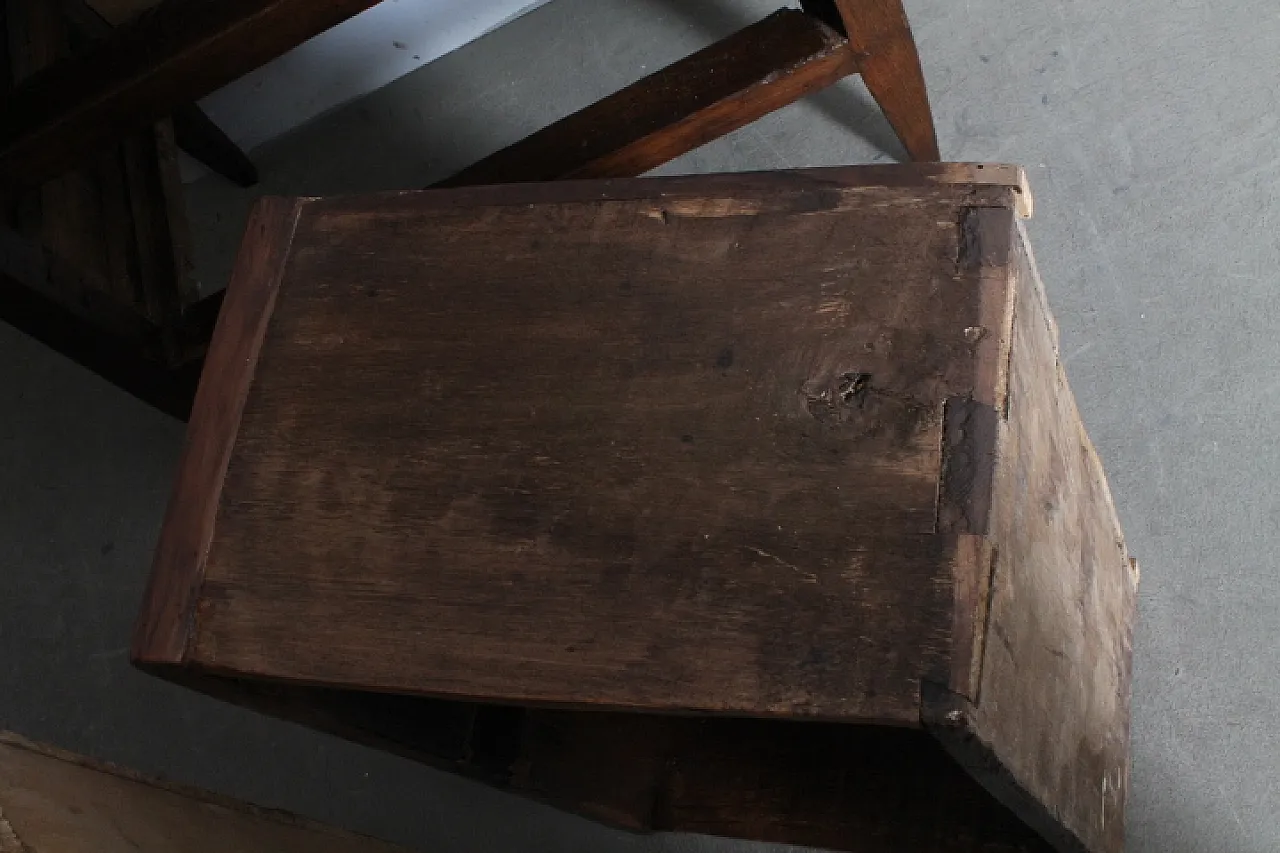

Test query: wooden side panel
[927,224,1137,853]
[131,197,302,666]
[0,733,409,853]
[512,712,1055,852]
[181,172,1022,723]
[438,9,857,187]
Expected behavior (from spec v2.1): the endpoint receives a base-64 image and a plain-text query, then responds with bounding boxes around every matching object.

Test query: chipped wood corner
[919,683,1093,853]
[920,163,1033,218]
[1006,165,1034,219]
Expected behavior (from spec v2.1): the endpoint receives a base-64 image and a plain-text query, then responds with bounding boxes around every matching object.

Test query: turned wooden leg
[833,0,941,161]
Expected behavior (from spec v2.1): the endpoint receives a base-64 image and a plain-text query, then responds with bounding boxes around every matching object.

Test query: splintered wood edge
[130,196,307,667]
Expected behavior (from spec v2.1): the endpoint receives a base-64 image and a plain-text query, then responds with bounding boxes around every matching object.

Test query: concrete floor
[2,0,1278,850]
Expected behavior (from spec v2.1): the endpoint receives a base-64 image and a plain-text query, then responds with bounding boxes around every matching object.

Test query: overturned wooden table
[133,164,1137,853]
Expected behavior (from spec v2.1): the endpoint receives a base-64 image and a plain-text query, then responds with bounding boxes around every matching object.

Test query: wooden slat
[0,0,381,191]
[437,9,858,187]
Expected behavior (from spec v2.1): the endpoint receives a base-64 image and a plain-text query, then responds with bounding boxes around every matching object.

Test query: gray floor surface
[3,0,1277,850]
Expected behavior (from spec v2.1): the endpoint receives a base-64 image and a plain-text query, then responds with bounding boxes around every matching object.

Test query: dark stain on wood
[937,397,999,534]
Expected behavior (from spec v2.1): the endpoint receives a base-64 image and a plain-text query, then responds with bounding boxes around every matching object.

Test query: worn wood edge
[920,684,1091,853]
[0,731,410,850]
[321,165,1027,219]
[951,223,1136,853]
[130,196,305,665]
[935,205,1018,702]
[172,652,934,727]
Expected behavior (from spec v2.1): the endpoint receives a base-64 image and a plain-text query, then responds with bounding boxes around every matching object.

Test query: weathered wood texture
[133,196,301,665]
[0,0,381,191]
[925,223,1138,853]
[135,165,1133,853]
[0,732,410,853]
[438,10,858,187]
[140,168,1024,724]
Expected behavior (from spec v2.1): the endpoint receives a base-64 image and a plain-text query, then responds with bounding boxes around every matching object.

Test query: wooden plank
[437,9,858,187]
[0,732,410,853]
[130,164,1031,425]
[135,169,1030,723]
[0,0,381,191]
[924,220,1137,853]
[132,196,303,665]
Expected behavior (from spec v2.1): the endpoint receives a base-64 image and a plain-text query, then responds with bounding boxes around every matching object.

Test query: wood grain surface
[172,169,1020,722]
[438,9,858,187]
[0,733,409,853]
[925,223,1137,853]
[134,165,1136,852]
[132,196,302,666]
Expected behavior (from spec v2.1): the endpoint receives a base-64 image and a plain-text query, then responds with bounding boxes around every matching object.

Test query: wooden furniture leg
[832,0,941,160]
